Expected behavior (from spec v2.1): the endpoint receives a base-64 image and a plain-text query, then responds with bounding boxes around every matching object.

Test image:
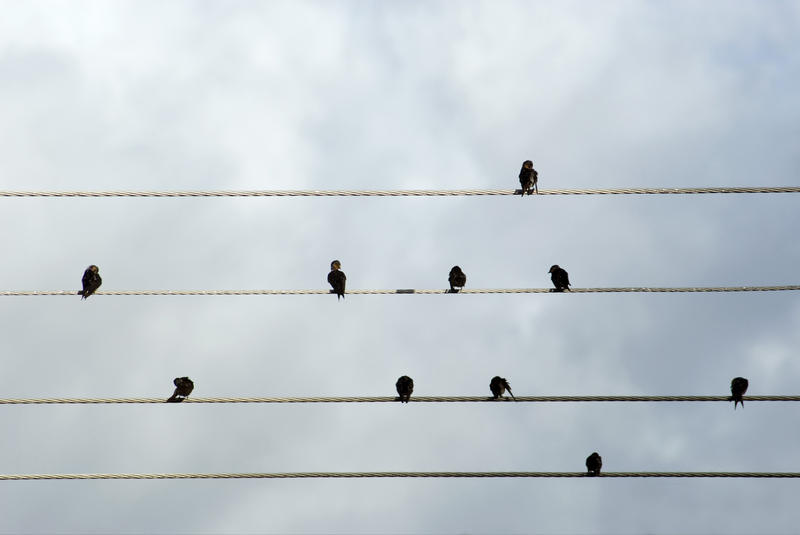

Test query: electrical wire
[2,286,799,297]
[0,186,798,198]
[0,395,795,405]
[0,471,797,480]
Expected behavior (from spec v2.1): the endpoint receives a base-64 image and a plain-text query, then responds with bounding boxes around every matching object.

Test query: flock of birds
[74,161,751,474]
[326,260,572,297]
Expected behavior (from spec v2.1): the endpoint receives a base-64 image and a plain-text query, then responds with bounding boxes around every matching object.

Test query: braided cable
[1,286,799,297]
[0,395,796,405]
[0,186,798,198]
[0,471,797,480]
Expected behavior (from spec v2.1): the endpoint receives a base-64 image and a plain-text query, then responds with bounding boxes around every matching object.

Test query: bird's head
[549,265,559,273]
[331,260,341,270]
[523,160,533,169]
[89,265,99,273]
[450,266,462,274]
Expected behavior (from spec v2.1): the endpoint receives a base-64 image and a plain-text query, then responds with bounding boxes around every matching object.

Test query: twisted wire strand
[0,471,797,480]
[2,286,799,297]
[0,186,798,198]
[0,395,796,405]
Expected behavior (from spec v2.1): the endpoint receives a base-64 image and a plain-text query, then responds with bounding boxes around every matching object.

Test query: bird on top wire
[79,265,102,299]
[448,266,466,293]
[549,264,571,292]
[166,377,194,403]
[489,376,515,400]
[729,377,749,410]
[519,160,538,196]
[395,376,414,403]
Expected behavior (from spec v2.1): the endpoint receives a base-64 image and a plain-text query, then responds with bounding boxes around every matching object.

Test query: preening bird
[586,452,602,476]
[328,260,346,300]
[396,375,414,403]
[166,377,194,403]
[489,376,515,400]
[78,265,102,299]
[729,377,749,410]
[448,266,467,293]
[549,264,571,292]
[519,160,538,196]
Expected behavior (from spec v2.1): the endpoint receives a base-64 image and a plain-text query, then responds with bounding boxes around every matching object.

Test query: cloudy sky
[1,1,799,533]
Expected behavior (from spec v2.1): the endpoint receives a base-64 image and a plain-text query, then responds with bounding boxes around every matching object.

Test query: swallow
[586,452,602,476]
[166,377,194,403]
[396,375,414,403]
[549,264,571,292]
[78,265,102,299]
[489,376,515,400]
[328,260,346,300]
[448,266,467,293]
[729,377,749,410]
[518,160,538,196]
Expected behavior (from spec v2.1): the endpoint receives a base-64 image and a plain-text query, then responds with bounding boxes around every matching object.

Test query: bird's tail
[508,390,516,400]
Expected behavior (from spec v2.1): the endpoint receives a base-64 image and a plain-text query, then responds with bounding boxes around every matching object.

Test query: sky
[0,1,799,533]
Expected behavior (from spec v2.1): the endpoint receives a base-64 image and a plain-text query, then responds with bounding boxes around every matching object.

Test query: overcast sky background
[0,1,799,533]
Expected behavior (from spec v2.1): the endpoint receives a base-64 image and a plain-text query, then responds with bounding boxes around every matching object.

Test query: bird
[448,266,467,293]
[489,376,515,400]
[396,375,414,403]
[518,160,538,196]
[549,264,571,292]
[586,452,602,476]
[78,265,102,299]
[729,377,749,410]
[166,377,194,403]
[328,260,346,300]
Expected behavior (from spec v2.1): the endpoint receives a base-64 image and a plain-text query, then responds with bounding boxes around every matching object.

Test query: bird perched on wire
[396,375,414,403]
[328,260,346,300]
[729,377,749,410]
[519,160,538,196]
[549,264,571,292]
[78,265,102,300]
[489,376,515,400]
[166,377,194,403]
[448,266,467,293]
[586,452,602,476]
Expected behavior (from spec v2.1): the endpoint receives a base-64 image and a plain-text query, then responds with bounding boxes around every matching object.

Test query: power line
[0,186,798,198]
[1,286,799,297]
[0,395,795,405]
[0,471,798,481]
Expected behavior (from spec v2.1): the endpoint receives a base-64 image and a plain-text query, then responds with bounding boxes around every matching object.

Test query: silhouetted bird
[448,266,467,293]
[166,377,194,403]
[549,264,571,292]
[396,375,414,403]
[586,452,602,476]
[729,377,749,410]
[489,376,515,400]
[519,160,538,196]
[79,265,102,300]
[328,260,346,300]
